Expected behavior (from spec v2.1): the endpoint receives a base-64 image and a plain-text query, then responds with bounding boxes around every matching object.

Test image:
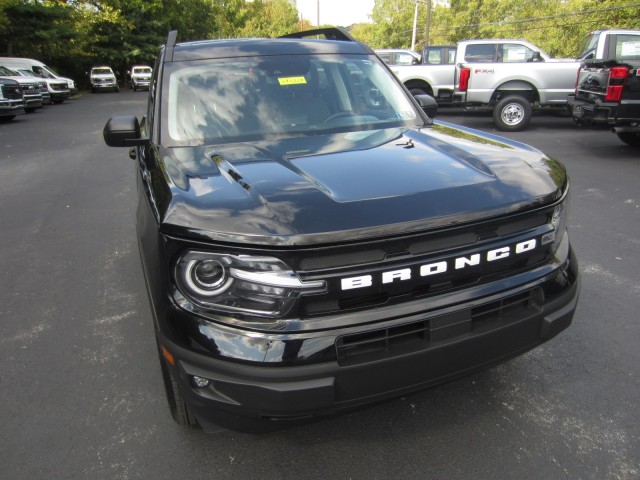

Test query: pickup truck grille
[20,83,39,94]
[295,210,552,317]
[1,84,22,99]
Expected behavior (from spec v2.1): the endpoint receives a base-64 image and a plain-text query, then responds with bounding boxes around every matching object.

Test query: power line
[429,1,640,31]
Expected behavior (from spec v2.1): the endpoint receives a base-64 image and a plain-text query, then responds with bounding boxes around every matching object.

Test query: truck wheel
[617,132,640,147]
[157,343,197,427]
[493,95,532,131]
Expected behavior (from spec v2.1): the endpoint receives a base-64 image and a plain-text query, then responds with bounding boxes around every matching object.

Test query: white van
[0,57,77,95]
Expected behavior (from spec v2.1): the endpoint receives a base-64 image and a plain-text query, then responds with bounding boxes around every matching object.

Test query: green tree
[0,0,77,58]
[237,0,300,38]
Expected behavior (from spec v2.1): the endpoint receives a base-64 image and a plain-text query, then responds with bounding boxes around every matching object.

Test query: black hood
[156,122,566,246]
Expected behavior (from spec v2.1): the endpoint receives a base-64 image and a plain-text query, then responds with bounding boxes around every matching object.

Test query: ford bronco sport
[104,28,580,432]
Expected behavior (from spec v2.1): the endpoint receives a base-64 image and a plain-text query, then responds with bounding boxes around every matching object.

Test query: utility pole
[425,0,432,47]
[411,1,419,51]
[317,0,320,27]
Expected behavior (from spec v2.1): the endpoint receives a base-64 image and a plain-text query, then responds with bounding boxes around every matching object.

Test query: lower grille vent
[336,288,543,366]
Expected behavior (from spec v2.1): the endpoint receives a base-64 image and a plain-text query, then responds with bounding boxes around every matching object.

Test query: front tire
[157,343,197,427]
[617,132,640,147]
[493,95,532,131]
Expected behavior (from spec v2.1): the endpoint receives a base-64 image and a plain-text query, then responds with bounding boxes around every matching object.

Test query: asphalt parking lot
[1,92,639,479]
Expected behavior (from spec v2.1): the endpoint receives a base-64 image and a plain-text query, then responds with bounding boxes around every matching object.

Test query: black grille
[336,288,543,366]
[1,85,22,99]
[298,213,547,272]
[298,211,551,317]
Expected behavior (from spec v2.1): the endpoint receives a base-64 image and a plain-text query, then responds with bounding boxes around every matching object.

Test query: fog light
[192,376,210,388]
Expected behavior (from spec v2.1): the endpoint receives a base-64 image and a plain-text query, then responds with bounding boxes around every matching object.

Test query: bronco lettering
[341,238,538,290]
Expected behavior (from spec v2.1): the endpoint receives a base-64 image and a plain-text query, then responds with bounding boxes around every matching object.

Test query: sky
[296,0,375,27]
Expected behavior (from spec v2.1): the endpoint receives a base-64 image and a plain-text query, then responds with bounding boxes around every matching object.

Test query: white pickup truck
[391,39,580,130]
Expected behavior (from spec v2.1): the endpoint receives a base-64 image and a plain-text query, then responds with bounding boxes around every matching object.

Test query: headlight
[174,251,325,319]
[542,198,569,253]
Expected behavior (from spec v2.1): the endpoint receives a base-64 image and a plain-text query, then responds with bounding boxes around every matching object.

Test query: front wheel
[617,132,640,147]
[493,95,532,131]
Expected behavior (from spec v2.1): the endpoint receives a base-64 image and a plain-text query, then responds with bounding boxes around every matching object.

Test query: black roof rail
[165,30,178,62]
[279,27,356,42]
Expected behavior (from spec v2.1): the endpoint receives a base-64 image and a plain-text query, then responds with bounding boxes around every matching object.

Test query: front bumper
[92,82,117,90]
[49,90,70,101]
[156,245,580,433]
[0,99,25,116]
[23,95,42,110]
[132,79,150,89]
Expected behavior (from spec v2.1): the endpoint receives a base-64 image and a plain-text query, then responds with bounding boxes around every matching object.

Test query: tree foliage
[0,0,300,86]
[1,0,639,88]
[360,0,640,58]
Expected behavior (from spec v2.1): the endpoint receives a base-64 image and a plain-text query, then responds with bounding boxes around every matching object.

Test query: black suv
[104,28,580,432]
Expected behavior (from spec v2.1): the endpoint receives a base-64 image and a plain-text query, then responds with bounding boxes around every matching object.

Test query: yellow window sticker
[278,76,307,86]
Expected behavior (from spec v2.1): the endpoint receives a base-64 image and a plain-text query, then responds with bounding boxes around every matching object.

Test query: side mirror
[103,115,148,147]
[414,94,438,118]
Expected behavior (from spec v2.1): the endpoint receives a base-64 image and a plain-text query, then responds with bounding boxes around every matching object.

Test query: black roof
[165,28,373,63]
[171,38,371,62]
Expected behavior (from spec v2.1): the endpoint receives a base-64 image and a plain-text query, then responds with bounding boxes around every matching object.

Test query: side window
[464,44,496,63]
[377,52,390,64]
[396,52,417,65]
[501,43,535,63]
[447,50,456,64]
[426,49,443,65]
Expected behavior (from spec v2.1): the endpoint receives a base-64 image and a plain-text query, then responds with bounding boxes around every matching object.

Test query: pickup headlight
[173,251,325,319]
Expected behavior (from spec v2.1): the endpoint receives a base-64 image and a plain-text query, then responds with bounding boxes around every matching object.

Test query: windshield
[0,66,18,76]
[133,67,152,74]
[92,68,113,75]
[578,33,599,59]
[163,54,421,146]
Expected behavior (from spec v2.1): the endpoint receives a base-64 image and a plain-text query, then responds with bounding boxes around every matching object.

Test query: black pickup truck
[104,28,580,432]
[568,30,640,146]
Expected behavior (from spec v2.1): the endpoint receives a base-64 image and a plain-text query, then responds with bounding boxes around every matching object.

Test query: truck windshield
[163,54,421,146]
[578,33,599,60]
[0,66,18,76]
